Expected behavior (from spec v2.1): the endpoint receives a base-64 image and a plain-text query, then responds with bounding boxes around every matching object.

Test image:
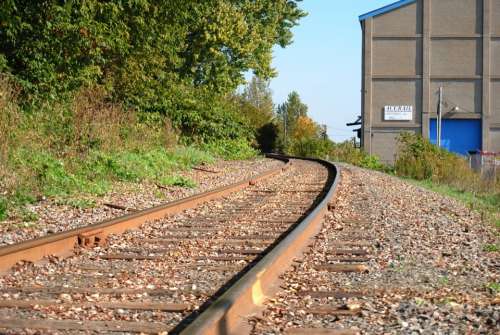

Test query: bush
[394,133,496,193]
[202,139,258,160]
[289,138,331,158]
[329,141,386,171]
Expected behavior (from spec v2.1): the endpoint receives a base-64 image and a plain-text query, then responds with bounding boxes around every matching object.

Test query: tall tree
[240,76,274,127]
[0,0,307,101]
[277,91,308,140]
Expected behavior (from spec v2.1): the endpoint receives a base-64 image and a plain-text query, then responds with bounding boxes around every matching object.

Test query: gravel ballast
[249,164,499,334]
[0,159,329,334]
[0,158,284,246]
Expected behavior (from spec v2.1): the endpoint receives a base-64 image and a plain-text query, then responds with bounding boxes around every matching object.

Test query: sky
[268,0,392,142]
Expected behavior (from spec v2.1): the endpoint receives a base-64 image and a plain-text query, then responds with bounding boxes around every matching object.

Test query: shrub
[202,139,258,160]
[289,138,331,158]
[329,141,386,171]
[394,133,496,193]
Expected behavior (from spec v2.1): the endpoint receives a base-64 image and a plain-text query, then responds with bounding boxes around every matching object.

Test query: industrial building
[359,0,500,164]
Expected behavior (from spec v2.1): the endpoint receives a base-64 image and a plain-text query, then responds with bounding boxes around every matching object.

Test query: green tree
[0,0,306,101]
[276,91,308,144]
[240,76,274,128]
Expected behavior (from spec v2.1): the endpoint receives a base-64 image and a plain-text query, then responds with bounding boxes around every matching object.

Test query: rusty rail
[0,157,290,273]
[181,155,340,335]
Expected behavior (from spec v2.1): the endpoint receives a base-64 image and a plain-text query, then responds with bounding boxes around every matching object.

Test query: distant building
[359,0,500,164]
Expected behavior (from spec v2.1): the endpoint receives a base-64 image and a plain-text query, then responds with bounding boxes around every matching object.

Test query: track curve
[0,155,340,335]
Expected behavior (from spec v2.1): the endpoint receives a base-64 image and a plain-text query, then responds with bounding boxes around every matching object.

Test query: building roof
[359,0,416,21]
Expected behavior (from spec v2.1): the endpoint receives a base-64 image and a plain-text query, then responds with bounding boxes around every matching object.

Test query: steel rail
[0,157,290,273]
[180,155,341,335]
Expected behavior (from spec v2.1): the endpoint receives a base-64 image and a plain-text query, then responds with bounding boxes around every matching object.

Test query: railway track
[0,156,340,334]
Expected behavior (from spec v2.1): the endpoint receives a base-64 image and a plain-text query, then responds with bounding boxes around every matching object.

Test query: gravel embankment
[0,158,284,246]
[249,164,499,334]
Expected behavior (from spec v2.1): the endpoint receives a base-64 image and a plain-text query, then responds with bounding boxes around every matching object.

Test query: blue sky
[269,0,391,142]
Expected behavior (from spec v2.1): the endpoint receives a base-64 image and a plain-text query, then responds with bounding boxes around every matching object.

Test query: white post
[437,86,443,148]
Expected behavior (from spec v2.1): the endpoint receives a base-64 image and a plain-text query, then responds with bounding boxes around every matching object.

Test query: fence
[469,151,499,180]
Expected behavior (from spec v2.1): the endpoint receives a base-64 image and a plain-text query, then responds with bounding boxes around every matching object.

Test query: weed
[486,282,500,294]
[20,208,38,222]
[55,198,96,209]
[483,244,499,252]
[439,276,450,286]
[414,297,426,306]
[0,197,8,220]
[153,189,167,200]
[160,175,197,188]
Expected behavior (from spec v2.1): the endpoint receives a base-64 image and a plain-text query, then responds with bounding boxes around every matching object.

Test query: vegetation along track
[0,155,340,334]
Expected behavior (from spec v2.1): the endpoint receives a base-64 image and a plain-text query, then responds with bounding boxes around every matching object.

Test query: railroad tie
[194,255,254,261]
[0,319,171,333]
[0,300,190,312]
[328,249,369,256]
[305,305,362,316]
[0,286,205,297]
[297,290,366,299]
[314,264,370,273]
[285,328,360,335]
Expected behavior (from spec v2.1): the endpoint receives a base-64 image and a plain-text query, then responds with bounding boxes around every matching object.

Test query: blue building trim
[359,0,417,21]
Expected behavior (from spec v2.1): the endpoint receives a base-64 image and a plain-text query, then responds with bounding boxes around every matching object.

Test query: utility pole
[437,86,443,148]
[283,109,288,148]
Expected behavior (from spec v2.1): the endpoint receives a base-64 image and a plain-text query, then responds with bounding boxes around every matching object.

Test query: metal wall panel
[491,81,500,123]
[372,130,417,164]
[373,39,423,75]
[430,80,482,115]
[492,40,500,75]
[492,1,500,35]
[490,129,500,152]
[431,39,482,76]
[373,0,422,35]
[431,0,483,35]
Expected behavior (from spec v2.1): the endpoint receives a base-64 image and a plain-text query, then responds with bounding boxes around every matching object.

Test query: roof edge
[359,0,416,22]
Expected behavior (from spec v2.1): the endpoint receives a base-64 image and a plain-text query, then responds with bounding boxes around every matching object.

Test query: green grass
[0,197,7,221]
[483,244,499,252]
[55,198,97,209]
[159,175,197,188]
[486,282,500,294]
[1,145,217,220]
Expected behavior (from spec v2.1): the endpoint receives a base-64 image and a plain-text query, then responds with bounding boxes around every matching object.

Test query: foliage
[483,244,499,252]
[276,91,308,142]
[159,175,196,188]
[236,76,279,152]
[292,116,320,140]
[0,0,305,100]
[289,137,331,158]
[239,76,274,128]
[202,138,258,161]
[256,123,281,153]
[0,197,7,221]
[394,133,497,192]
[328,140,387,171]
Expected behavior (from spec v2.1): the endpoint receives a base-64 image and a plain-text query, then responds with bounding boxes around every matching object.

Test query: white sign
[384,105,413,121]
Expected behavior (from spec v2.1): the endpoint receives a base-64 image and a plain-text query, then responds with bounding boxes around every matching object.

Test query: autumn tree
[293,115,320,140]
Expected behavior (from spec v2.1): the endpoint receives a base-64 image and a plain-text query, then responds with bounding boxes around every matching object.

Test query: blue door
[429,119,482,155]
